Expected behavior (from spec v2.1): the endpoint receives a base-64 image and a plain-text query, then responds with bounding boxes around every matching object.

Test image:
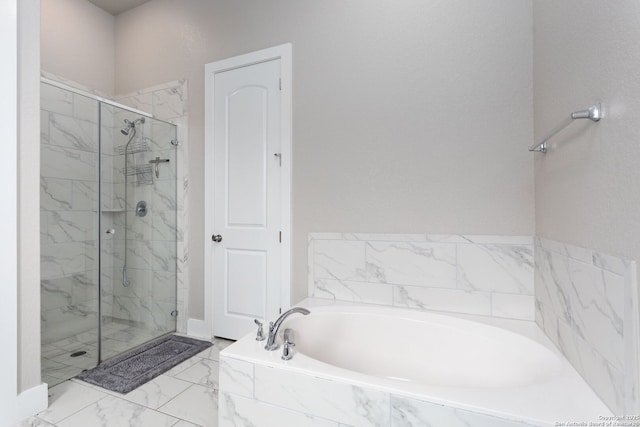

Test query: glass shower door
[41,80,179,385]
[99,104,178,361]
[40,82,100,386]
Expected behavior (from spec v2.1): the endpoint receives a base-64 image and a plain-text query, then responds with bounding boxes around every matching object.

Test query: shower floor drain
[70,351,87,358]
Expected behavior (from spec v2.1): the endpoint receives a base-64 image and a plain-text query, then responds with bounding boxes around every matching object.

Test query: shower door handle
[212,234,223,243]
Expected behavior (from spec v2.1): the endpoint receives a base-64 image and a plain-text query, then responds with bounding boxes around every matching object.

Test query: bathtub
[219,299,613,427]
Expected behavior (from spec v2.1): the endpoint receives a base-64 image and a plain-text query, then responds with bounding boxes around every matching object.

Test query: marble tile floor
[20,336,233,427]
[42,319,178,387]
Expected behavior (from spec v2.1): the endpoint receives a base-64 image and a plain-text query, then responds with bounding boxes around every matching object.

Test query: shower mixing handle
[105,229,115,235]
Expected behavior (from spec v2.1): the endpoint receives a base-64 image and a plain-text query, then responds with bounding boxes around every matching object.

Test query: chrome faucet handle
[281,329,295,360]
[265,309,309,351]
[254,319,265,341]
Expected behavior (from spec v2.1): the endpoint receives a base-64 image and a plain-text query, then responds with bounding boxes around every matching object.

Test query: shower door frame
[40,77,178,367]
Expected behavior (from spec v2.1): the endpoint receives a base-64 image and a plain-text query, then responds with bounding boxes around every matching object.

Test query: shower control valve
[135,200,148,217]
[254,319,266,341]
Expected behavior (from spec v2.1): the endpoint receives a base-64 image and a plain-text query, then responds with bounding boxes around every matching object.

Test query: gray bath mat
[76,335,212,394]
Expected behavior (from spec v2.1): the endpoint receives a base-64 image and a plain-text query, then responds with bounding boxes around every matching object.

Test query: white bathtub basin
[222,299,613,425]
[283,306,563,388]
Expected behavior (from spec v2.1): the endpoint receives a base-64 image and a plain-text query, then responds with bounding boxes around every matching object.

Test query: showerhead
[121,119,134,135]
[120,117,146,136]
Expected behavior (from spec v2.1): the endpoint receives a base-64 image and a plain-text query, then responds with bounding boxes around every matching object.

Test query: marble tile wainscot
[535,237,640,415]
[308,233,535,321]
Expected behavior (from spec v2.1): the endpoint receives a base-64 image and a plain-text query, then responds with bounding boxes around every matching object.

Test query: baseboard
[187,318,212,340]
[11,383,48,425]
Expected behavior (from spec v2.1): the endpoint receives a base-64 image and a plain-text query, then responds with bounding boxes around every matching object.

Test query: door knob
[212,234,223,243]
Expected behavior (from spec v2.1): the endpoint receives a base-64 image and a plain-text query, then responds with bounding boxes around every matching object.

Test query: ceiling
[87,0,151,15]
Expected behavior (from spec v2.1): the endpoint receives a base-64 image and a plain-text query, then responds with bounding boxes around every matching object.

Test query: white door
[211,59,282,340]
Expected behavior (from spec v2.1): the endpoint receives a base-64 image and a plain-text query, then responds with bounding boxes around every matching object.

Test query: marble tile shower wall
[116,80,189,334]
[100,105,178,335]
[308,233,535,320]
[535,238,639,414]
[40,83,100,344]
[41,78,189,344]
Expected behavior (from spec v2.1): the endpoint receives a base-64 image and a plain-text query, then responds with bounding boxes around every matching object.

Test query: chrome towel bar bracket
[528,103,602,154]
[571,103,602,121]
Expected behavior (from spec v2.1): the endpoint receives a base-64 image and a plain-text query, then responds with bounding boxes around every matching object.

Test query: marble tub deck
[17,337,233,427]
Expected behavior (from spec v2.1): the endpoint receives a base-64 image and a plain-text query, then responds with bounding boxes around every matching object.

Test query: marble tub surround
[535,238,639,415]
[218,299,612,427]
[308,233,535,321]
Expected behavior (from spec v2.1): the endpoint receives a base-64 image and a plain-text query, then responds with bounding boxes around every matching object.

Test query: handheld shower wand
[120,117,146,287]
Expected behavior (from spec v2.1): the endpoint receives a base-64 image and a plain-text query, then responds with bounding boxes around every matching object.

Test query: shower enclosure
[40,80,178,386]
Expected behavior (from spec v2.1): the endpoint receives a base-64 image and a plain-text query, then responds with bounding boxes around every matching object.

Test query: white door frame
[201,44,292,338]
[0,0,20,421]
[2,0,48,423]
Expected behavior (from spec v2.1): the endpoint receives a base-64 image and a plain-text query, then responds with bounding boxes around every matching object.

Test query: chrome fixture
[254,319,266,341]
[265,307,310,351]
[121,116,148,287]
[122,264,130,287]
[120,117,145,136]
[105,229,115,235]
[116,140,149,155]
[281,328,295,360]
[149,157,170,178]
[171,138,179,146]
[135,200,148,217]
[529,103,602,153]
[123,164,153,185]
[571,103,602,121]
[211,234,223,243]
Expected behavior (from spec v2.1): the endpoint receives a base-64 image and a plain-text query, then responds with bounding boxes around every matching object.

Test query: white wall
[2,0,48,424]
[533,2,640,313]
[41,0,115,94]
[18,0,42,393]
[114,0,534,318]
[0,0,20,420]
[534,3,640,412]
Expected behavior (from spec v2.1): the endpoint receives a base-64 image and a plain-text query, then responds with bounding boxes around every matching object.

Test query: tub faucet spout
[265,307,310,351]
